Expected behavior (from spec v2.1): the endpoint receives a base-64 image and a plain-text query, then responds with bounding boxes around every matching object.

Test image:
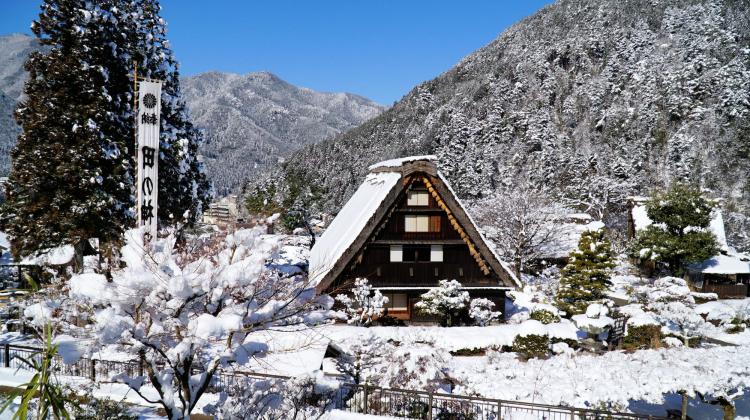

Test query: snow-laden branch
[65,226,335,419]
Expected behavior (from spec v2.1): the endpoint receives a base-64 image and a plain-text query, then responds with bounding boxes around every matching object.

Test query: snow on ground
[453,345,750,410]
[0,367,219,416]
[326,410,402,419]
[319,322,577,352]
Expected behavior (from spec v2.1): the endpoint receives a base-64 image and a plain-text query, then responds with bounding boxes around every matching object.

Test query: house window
[403,245,430,262]
[405,215,429,232]
[430,245,443,262]
[407,191,429,206]
[395,245,445,263]
[383,293,408,310]
[389,245,403,262]
[405,215,441,232]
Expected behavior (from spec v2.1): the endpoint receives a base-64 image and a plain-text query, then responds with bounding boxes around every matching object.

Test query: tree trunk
[514,255,522,281]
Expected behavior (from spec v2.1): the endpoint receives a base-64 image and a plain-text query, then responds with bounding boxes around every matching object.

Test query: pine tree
[555,228,615,316]
[627,183,719,274]
[2,0,133,260]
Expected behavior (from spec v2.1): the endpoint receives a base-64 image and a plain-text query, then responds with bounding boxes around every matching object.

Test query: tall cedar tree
[3,0,210,260]
[3,0,133,260]
[555,228,615,316]
[628,184,719,274]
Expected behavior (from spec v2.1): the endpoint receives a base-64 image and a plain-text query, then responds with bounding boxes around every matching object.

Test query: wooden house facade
[309,156,519,322]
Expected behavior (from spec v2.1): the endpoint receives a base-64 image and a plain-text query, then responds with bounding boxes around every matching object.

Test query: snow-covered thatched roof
[309,171,402,288]
[309,156,520,292]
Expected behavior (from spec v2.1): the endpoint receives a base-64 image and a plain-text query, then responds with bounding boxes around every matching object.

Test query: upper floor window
[405,215,441,233]
[407,191,429,206]
[390,245,443,262]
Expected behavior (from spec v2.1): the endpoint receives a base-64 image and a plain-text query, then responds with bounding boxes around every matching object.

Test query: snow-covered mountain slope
[0,33,39,102]
[0,34,385,190]
[0,34,41,175]
[0,92,18,175]
[278,0,750,250]
[182,71,385,194]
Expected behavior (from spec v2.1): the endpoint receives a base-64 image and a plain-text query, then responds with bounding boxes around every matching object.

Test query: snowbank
[456,346,750,408]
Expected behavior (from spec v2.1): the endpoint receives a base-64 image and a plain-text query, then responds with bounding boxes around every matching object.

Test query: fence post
[89,359,96,381]
[363,385,369,414]
[681,391,688,420]
[428,392,433,420]
[4,344,9,368]
[496,401,501,419]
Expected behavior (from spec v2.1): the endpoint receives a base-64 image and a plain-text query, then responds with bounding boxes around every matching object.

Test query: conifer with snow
[3,0,133,260]
[555,228,615,316]
[628,184,719,274]
[2,0,210,262]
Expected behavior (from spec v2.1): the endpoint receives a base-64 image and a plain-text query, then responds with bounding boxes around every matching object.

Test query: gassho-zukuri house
[309,155,520,322]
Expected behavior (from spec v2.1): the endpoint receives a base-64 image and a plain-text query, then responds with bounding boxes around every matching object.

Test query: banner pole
[133,60,140,228]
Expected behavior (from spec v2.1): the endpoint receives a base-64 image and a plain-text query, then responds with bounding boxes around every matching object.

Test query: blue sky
[1,1,552,104]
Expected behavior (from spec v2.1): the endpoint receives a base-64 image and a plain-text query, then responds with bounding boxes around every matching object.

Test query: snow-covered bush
[651,301,707,346]
[512,320,549,360]
[623,324,662,350]
[529,309,560,325]
[415,279,470,327]
[73,398,137,420]
[633,276,695,305]
[468,298,501,326]
[335,278,388,326]
[337,336,450,393]
[62,227,334,419]
[209,372,339,420]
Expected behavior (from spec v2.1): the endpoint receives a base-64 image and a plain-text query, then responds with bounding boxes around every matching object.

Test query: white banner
[136,80,162,238]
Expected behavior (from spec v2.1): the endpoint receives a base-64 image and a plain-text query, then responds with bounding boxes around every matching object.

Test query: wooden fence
[702,282,748,298]
[0,343,669,420]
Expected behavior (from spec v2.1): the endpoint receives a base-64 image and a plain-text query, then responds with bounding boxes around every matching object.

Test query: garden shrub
[622,324,662,350]
[512,334,549,360]
[530,309,560,324]
[74,398,137,420]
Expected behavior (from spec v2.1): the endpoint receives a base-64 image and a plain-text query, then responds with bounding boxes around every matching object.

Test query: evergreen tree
[628,184,719,274]
[2,0,210,261]
[3,0,133,259]
[555,228,615,316]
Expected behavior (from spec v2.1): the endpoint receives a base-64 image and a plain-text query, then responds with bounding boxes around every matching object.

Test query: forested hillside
[270,0,750,250]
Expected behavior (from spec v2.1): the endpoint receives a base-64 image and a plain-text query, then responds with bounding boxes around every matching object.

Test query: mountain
[275,0,750,251]
[0,34,385,191]
[0,34,41,175]
[182,72,386,194]
[0,33,39,101]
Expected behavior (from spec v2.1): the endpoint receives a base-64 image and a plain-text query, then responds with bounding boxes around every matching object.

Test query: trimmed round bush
[529,309,561,325]
[622,324,662,350]
[512,334,549,360]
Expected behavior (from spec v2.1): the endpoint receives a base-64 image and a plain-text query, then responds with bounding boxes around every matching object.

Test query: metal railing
[0,343,668,420]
